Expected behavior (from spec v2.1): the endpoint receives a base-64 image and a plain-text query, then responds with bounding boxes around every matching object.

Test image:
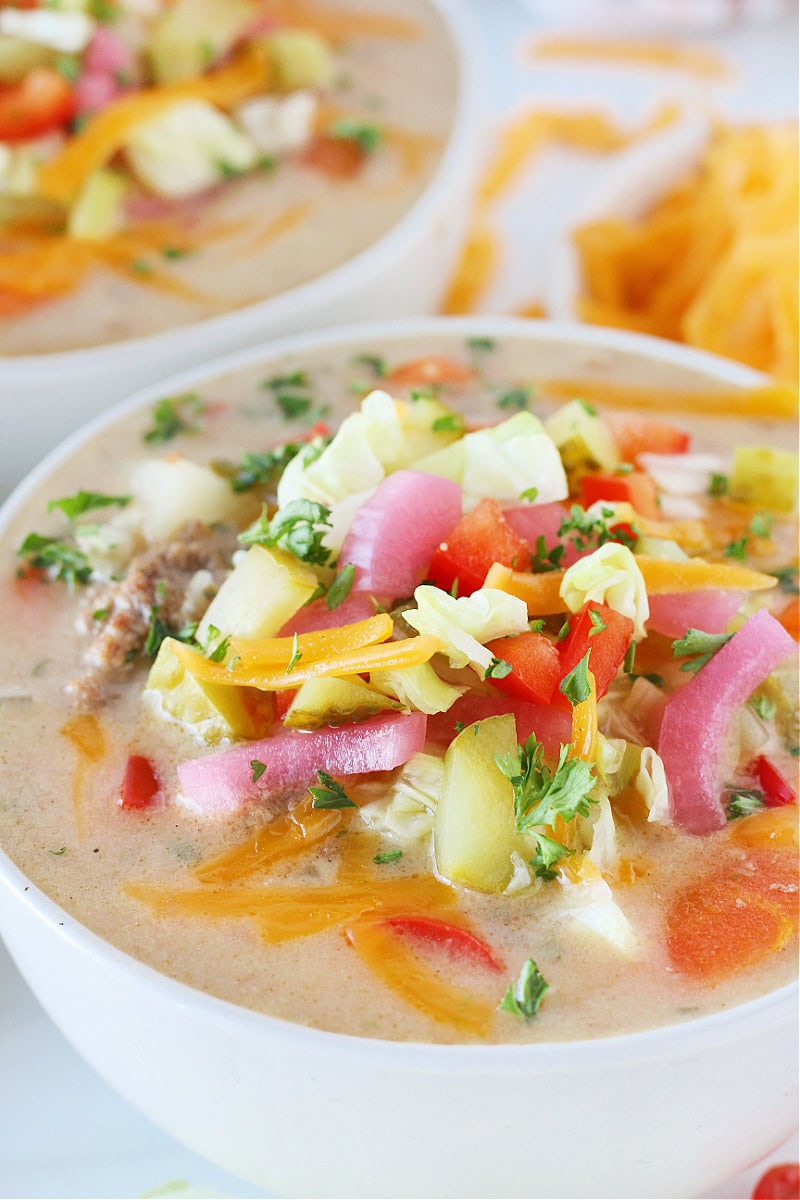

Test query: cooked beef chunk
[71,521,236,707]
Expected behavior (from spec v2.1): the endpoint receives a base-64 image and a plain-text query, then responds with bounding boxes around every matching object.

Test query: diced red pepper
[754,757,797,808]
[427,498,528,596]
[120,755,163,811]
[752,1163,800,1200]
[380,915,505,973]
[484,631,561,704]
[580,471,661,520]
[609,416,690,464]
[555,602,634,709]
[0,69,76,143]
[299,133,367,178]
[275,688,297,720]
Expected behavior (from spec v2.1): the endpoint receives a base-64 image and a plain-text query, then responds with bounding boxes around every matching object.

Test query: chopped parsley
[623,641,636,674]
[499,958,549,1020]
[672,628,733,675]
[588,609,607,637]
[519,486,539,503]
[54,55,79,81]
[352,354,388,378]
[724,787,765,821]
[48,846,67,856]
[17,533,91,589]
[708,472,729,497]
[614,463,633,476]
[308,770,356,809]
[750,695,776,721]
[144,608,197,659]
[454,720,465,734]
[556,619,570,642]
[770,565,799,595]
[558,504,636,553]
[286,632,302,674]
[748,512,774,539]
[431,414,464,434]
[239,499,332,566]
[723,537,747,561]
[495,735,595,877]
[627,672,665,688]
[528,619,545,633]
[251,760,267,784]
[325,563,356,611]
[213,442,307,494]
[577,399,597,417]
[217,159,246,179]
[497,387,531,412]
[143,394,204,444]
[202,624,232,663]
[261,372,317,423]
[530,535,565,574]
[48,491,131,521]
[558,651,591,706]
[484,657,512,680]
[330,119,383,154]
[373,849,403,864]
[161,244,191,260]
[466,336,495,354]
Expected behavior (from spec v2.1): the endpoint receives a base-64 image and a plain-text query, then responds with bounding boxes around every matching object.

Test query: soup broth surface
[0,331,796,1043]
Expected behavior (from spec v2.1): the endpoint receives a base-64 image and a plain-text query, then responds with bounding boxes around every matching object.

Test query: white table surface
[1,2,797,1197]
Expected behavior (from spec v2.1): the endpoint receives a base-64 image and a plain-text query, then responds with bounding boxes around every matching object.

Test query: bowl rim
[0,0,483,374]
[0,315,796,1065]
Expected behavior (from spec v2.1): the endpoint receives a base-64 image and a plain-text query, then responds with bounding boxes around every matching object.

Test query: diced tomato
[754,757,797,808]
[426,692,572,759]
[484,631,561,704]
[299,133,366,178]
[555,602,634,708]
[275,689,297,720]
[609,416,690,464]
[752,1163,800,1200]
[427,498,528,596]
[775,598,799,641]
[0,69,76,143]
[385,356,475,388]
[380,915,505,973]
[580,470,661,520]
[120,755,163,811]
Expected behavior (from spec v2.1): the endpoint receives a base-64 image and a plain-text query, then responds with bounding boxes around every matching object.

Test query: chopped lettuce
[370,662,466,715]
[359,752,443,840]
[636,746,671,825]
[558,868,638,957]
[404,585,529,675]
[560,543,649,640]
[461,412,568,507]
[125,100,257,199]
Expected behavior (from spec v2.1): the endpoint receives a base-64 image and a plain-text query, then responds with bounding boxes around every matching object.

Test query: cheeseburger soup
[0,0,457,353]
[0,331,797,1044]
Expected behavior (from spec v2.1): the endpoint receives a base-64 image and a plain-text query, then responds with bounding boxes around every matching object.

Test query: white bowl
[0,318,796,1200]
[0,0,482,500]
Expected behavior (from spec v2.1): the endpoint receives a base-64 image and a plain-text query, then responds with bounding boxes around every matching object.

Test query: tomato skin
[427,498,528,597]
[755,757,797,808]
[484,631,561,704]
[580,470,660,519]
[380,915,505,973]
[0,68,76,143]
[752,1163,800,1200]
[609,416,690,463]
[555,602,634,708]
[120,755,162,811]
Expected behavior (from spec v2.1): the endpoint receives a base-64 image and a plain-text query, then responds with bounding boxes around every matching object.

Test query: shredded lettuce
[370,662,466,715]
[636,747,671,825]
[558,871,638,957]
[125,100,257,198]
[461,412,568,507]
[277,411,385,508]
[404,585,529,675]
[560,542,649,640]
[359,753,443,840]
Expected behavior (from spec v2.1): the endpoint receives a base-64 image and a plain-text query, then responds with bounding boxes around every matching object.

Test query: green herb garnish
[748,513,774,539]
[558,504,636,553]
[708,472,729,497]
[484,657,512,680]
[530,535,565,574]
[588,609,606,637]
[432,414,464,434]
[308,770,356,809]
[251,760,267,783]
[499,958,549,1020]
[724,537,747,560]
[203,624,232,663]
[352,354,388,378]
[373,849,403,865]
[143,394,204,445]
[466,336,495,354]
[724,787,765,821]
[286,632,302,674]
[330,119,383,154]
[750,695,777,721]
[672,628,733,674]
[240,499,332,566]
[497,388,531,412]
[559,651,591,705]
[326,563,356,611]
[769,565,799,595]
[48,491,131,521]
[17,533,91,589]
[519,486,539,503]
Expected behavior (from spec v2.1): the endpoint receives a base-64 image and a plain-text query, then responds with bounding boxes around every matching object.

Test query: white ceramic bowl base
[0,319,796,1199]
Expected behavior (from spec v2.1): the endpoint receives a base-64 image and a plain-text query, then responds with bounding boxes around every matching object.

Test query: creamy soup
[0,0,456,354]
[0,331,797,1044]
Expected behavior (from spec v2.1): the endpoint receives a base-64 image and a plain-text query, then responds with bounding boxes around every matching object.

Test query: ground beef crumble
[71,520,237,707]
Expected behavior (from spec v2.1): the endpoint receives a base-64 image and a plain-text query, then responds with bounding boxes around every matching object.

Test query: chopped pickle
[434,714,518,892]
[196,545,318,644]
[729,446,798,514]
[146,639,273,742]
[284,676,400,729]
[148,0,255,83]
